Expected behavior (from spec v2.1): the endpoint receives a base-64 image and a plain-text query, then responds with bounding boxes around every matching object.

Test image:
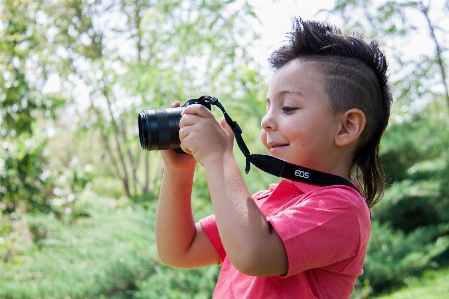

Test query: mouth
[268,142,288,150]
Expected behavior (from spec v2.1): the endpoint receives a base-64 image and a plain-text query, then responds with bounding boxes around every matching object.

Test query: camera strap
[201,96,361,194]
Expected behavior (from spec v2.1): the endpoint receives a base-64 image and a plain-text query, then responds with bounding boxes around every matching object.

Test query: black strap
[199,96,361,195]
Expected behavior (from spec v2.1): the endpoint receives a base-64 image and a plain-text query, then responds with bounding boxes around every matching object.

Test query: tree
[328,0,448,112]
[36,0,263,198]
[0,0,63,215]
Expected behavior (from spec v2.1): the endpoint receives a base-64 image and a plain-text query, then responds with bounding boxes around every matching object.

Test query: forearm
[203,152,287,276]
[155,166,196,265]
[175,104,287,274]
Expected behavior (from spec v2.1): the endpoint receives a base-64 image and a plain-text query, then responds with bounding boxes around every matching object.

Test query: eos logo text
[295,170,310,179]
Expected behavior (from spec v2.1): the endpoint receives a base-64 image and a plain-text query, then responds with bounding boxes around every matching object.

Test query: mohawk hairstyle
[269,17,393,208]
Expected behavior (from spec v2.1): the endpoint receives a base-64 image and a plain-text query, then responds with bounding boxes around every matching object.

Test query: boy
[155,17,392,298]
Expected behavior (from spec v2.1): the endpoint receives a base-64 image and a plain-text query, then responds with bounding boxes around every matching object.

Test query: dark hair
[269,17,393,208]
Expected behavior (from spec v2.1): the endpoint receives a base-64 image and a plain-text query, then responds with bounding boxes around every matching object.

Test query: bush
[134,265,220,299]
[0,191,156,299]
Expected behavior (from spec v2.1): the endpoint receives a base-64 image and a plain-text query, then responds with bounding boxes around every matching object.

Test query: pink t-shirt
[199,179,371,299]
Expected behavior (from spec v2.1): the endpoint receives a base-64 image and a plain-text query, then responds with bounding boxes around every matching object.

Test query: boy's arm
[179,105,288,276]
[155,104,219,268]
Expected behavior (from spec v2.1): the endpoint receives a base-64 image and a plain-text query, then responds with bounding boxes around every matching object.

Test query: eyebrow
[266,90,304,103]
[277,90,304,97]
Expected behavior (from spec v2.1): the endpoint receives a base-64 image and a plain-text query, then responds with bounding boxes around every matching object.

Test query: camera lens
[138,107,184,151]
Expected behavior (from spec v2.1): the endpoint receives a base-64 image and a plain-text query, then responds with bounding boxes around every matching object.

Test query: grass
[0,190,219,299]
[0,190,159,299]
[372,267,449,299]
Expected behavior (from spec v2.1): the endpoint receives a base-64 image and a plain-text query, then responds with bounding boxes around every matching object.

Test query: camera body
[138,97,212,151]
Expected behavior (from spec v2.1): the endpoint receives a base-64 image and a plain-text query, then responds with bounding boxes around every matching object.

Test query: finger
[181,104,213,118]
[170,101,181,108]
[178,129,190,154]
[179,113,201,128]
[221,117,235,138]
[180,144,192,155]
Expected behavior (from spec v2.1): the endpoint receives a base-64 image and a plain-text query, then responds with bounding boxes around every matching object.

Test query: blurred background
[0,0,448,298]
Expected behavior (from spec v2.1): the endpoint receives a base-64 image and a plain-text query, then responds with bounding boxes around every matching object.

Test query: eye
[282,106,298,113]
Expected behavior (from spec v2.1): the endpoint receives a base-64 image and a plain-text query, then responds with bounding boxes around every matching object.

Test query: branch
[101,83,132,197]
[418,1,449,110]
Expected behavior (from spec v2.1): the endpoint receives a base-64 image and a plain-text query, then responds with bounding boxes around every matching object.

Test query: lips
[268,142,288,150]
[271,144,287,148]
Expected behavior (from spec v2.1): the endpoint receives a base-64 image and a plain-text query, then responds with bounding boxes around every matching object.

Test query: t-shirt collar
[281,179,327,194]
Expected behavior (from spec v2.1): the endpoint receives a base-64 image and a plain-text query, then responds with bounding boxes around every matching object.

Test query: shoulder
[279,181,371,228]
[295,181,367,210]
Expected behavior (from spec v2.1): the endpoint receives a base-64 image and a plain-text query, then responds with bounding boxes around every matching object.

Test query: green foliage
[350,100,449,295]
[0,0,66,216]
[0,191,156,299]
[328,0,448,109]
[357,221,449,293]
[372,267,449,299]
[134,265,219,299]
[0,135,93,219]
[35,0,264,198]
[0,190,221,299]
[0,137,54,214]
[0,0,39,135]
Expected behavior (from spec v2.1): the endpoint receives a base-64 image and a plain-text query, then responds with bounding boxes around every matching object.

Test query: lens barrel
[138,107,184,151]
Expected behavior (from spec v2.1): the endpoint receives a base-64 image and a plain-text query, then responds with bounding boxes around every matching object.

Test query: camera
[138,97,212,151]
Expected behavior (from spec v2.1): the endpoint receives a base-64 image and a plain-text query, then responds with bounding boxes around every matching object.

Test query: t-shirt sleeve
[267,188,368,277]
[199,214,226,265]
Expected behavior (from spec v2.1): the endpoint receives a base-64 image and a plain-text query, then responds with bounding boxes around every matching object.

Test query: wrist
[164,161,196,175]
[160,150,197,171]
[201,149,234,170]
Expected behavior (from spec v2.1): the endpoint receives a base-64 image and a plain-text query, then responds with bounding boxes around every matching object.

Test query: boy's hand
[159,101,197,172]
[179,104,234,167]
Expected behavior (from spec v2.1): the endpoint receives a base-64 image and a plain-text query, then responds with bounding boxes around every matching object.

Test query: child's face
[261,59,343,171]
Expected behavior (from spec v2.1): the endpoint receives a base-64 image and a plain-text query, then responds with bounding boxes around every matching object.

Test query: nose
[261,109,276,131]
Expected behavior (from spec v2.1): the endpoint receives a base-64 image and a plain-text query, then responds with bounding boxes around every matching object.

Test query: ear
[335,109,366,147]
